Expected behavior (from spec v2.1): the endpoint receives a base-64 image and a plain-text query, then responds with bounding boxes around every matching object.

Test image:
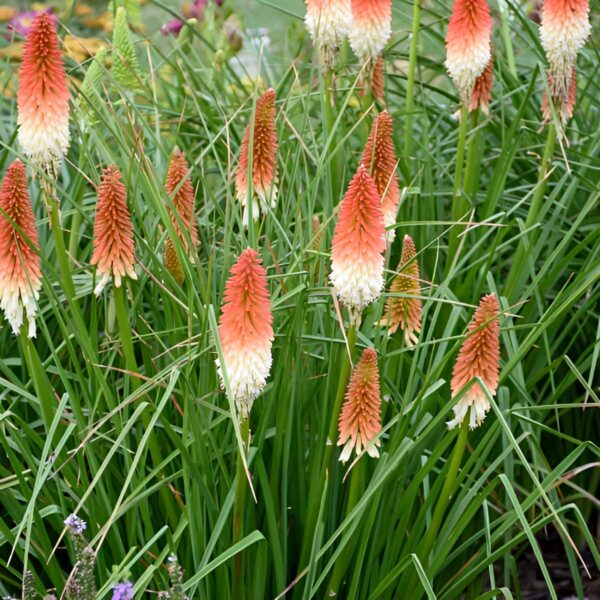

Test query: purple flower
[161,0,222,36]
[64,513,87,535]
[112,581,134,600]
[6,9,55,39]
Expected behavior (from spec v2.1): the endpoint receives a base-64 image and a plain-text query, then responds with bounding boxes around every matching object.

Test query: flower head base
[164,148,198,283]
[542,68,577,131]
[91,166,137,295]
[540,0,590,100]
[0,160,41,338]
[304,0,352,66]
[349,0,392,66]
[382,235,422,345]
[360,111,400,242]
[235,89,278,226]
[469,52,493,114]
[330,165,386,324]
[64,513,87,535]
[217,248,274,420]
[445,0,493,106]
[17,12,70,174]
[448,293,500,430]
[338,348,382,462]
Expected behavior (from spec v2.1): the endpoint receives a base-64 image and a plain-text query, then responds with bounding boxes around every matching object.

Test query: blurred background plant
[0,0,599,598]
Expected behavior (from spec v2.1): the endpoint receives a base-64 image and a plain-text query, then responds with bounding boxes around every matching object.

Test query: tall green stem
[498,0,517,79]
[233,418,251,600]
[504,124,556,302]
[446,107,470,271]
[327,459,365,595]
[400,421,469,597]
[114,283,140,391]
[404,0,421,160]
[324,68,342,208]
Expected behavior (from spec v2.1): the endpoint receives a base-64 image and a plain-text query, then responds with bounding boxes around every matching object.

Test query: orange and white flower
[0,160,41,338]
[382,235,422,345]
[235,89,278,225]
[445,0,492,106]
[330,165,386,324]
[91,166,137,295]
[448,293,500,430]
[349,0,392,66]
[17,13,70,173]
[164,148,198,283]
[217,248,274,420]
[361,111,400,242]
[338,347,382,462]
[540,0,590,100]
[304,0,352,66]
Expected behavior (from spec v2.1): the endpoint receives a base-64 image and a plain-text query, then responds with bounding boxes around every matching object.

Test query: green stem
[299,324,357,567]
[327,459,365,595]
[324,68,342,208]
[446,106,470,271]
[498,0,517,79]
[403,0,421,160]
[233,418,251,600]
[114,283,140,391]
[504,124,556,302]
[401,421,469,597]
[48,193,75,300]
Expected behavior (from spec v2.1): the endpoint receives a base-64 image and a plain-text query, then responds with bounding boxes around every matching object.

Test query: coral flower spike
[383,235,422,346]
[235,89,278,226]
[304,0,352,66]
[448,293,501,430]
[17,12,70,175]
[91,166,137,295]
[217,248,274,420]
[330,165,386,326]
[361,111,400,243]
[0,160,42,338]
[164,148,198,283]
[540,0,590,100]
[349,0,392,66]
[338,348,382,462]
[445,0,493,107]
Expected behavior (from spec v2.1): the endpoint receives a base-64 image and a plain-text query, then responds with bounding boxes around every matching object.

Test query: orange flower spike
[371,55,386,103]
[349,0,392,66]
[445,0,493,106]
[448,293,501,430]
[383,235,422,346]
[164,148,198,282]
[330,165,386,325]
[91,166,137,295]
[360,111,400,242]
[0,160,41,338]
[304,0,352,66]
[17,13,70,173]
[338,348,382,462]
[217,248,274,420]
[235,89,278,225]
[540,0,590,100]
[469,53,494,114]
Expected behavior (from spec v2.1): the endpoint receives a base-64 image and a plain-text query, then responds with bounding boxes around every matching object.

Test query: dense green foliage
[0,0,599,598]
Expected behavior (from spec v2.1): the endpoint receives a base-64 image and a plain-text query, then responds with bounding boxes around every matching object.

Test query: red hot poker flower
[17,12,70,173]
[235,89,278,225]
[330,165,386,325]
[164,148,198,283]
[0,160,41,337]
[349,0,392,66]
[338,347,382,462]
[382,235,422,345]
[91,166,137,295]
[361,111,400,243]
[448,293,500,430]
[217,248,274,420]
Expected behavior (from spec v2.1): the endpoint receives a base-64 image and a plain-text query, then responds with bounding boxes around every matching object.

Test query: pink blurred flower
[6,8,55,40]
[162,0,223,36]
